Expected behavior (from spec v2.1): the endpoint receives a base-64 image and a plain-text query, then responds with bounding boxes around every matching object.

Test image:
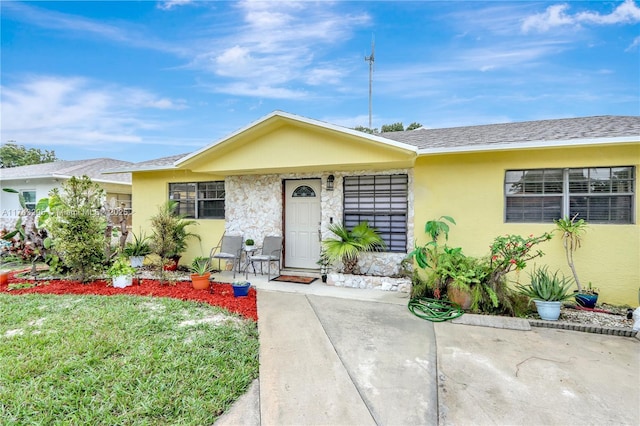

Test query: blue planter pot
[232,282,251,297]
[534,300,562,321]
[575,293,598,308]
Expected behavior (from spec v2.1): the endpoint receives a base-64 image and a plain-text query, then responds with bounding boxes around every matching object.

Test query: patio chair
[246,236,283,281]
[209,234,243,279]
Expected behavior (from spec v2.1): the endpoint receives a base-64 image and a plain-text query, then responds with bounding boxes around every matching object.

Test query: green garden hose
[408,297,464,322]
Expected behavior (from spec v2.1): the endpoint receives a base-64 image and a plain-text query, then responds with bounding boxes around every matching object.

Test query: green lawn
[0,293,259,425]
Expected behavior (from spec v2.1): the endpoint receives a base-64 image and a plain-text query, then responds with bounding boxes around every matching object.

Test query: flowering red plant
[489,232,552,283]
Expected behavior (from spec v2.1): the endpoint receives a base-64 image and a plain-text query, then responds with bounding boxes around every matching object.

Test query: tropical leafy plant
[407,215,456,270]
[322,221,385,274]
[107,256,137,278]
[515,265,574,302]
[554,214,588,293]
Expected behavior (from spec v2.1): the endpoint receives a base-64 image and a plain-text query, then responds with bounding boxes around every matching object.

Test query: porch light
[326,175,335,191]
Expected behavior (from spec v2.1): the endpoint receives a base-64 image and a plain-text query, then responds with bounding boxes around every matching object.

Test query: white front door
[284,179,321,269]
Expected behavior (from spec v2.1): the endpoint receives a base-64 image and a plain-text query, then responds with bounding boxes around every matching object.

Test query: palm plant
[322,221,385,274]
[150,201,200,263]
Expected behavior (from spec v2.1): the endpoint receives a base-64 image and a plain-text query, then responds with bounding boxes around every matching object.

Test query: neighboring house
[0,158,133,230]
[108,112,639,305]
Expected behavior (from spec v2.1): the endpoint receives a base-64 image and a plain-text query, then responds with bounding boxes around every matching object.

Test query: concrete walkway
[215,274,640,426]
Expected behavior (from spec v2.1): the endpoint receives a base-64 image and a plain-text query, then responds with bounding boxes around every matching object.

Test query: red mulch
[1,271,257,321]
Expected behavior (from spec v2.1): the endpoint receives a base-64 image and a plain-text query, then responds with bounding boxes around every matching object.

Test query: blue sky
[1,0,639,163]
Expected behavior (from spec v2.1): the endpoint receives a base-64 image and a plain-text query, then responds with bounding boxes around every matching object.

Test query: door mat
[272,275,317,284]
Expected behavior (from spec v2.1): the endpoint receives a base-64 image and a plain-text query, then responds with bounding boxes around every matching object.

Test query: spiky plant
[322,221,385,274]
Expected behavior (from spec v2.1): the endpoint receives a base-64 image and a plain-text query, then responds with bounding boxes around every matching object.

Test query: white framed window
[343,174,408,252]
[169,181,225,219]
[505,166,635,224]
[21,190,36,211]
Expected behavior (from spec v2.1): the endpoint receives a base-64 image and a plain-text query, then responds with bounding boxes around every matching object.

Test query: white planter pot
[534,300,562,321]
[129,256,145,268]
[113,275,133,288]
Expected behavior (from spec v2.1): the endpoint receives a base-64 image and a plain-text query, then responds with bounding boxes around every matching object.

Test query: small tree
[47,176,107,282]
[554,214,587,293]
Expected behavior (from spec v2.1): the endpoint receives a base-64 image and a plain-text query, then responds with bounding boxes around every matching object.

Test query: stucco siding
[131,171,226,264]
[413,144,639,306]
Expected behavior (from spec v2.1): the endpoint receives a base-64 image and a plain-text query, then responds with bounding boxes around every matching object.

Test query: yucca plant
[515,265,574,302]
[322,221,385,274]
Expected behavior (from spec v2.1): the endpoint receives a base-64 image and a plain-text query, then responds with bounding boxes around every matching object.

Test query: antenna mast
[364,37,375,129]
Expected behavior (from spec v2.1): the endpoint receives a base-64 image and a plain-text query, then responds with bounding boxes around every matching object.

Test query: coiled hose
[408,297,464,322]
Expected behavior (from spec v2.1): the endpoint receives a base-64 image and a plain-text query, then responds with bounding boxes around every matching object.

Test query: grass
[0,293,259,425]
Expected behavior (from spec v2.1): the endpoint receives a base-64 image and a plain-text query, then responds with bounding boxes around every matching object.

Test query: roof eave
[175,111,418,167]
[102,165,178,174]
[416,136,639,155]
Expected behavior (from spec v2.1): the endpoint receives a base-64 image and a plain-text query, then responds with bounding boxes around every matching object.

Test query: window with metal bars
[168,181,225,219]
[343,174,408,252]
[505,166,634,224]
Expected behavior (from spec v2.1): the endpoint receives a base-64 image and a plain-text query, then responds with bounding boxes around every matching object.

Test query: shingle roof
[379,115,640,150]
[105,153,190,173]
[0,158,133,183]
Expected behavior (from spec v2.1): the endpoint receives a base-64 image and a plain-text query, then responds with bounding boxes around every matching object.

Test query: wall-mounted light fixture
[326,174,335,191]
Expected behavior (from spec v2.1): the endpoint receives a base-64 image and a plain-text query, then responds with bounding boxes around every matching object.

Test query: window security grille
[343,174,408,252]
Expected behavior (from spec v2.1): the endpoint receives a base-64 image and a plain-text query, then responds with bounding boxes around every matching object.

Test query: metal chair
[209,234,243,278]
[246,236,283,281]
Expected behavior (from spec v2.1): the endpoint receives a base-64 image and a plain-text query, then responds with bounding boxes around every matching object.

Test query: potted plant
[245,239,255,248]
[108,256,137,288]
[190,257,213,290]
[554,215,596,307]
[322,221,385,275]
[150,201,200,271]
[515,265,574,321]
[316,250,331,283]
[232,280,251,297]
[123,231,152,267]
[575,282,600,309]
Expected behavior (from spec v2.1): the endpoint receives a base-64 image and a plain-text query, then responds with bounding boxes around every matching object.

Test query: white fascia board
[102,164,178,173]
[50,174,131,186]
[175,110,418,166]
[417,136,639,155]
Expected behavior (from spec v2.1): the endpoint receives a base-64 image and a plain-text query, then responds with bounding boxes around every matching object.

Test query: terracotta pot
[0,271,8,286]
[191,272,211,290]
[447,287,472,310]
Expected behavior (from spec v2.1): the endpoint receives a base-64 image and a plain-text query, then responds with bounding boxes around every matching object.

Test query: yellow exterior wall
[413,144,640,306]
[131,170,226,266]
[184,125,415,174]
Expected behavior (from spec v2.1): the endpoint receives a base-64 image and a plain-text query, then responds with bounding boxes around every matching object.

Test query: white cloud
[157,0,195,11]
[522,4,577,33]
[1,76,187,147]
[627,36,640,51]
[576,0,640,25]
[2,2,187,55]
[522,0,640,33]
[190,1,371,99]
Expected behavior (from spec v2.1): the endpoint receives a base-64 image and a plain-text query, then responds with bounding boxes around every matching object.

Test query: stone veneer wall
[225,169,414,285]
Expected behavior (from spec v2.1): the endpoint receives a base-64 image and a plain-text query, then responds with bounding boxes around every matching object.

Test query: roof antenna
[364,36,375,129]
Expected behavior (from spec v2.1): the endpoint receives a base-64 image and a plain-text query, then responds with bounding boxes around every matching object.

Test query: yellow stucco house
[111,111,639,305]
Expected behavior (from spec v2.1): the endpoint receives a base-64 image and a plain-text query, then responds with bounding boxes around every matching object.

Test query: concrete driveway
[216,287,639,426]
